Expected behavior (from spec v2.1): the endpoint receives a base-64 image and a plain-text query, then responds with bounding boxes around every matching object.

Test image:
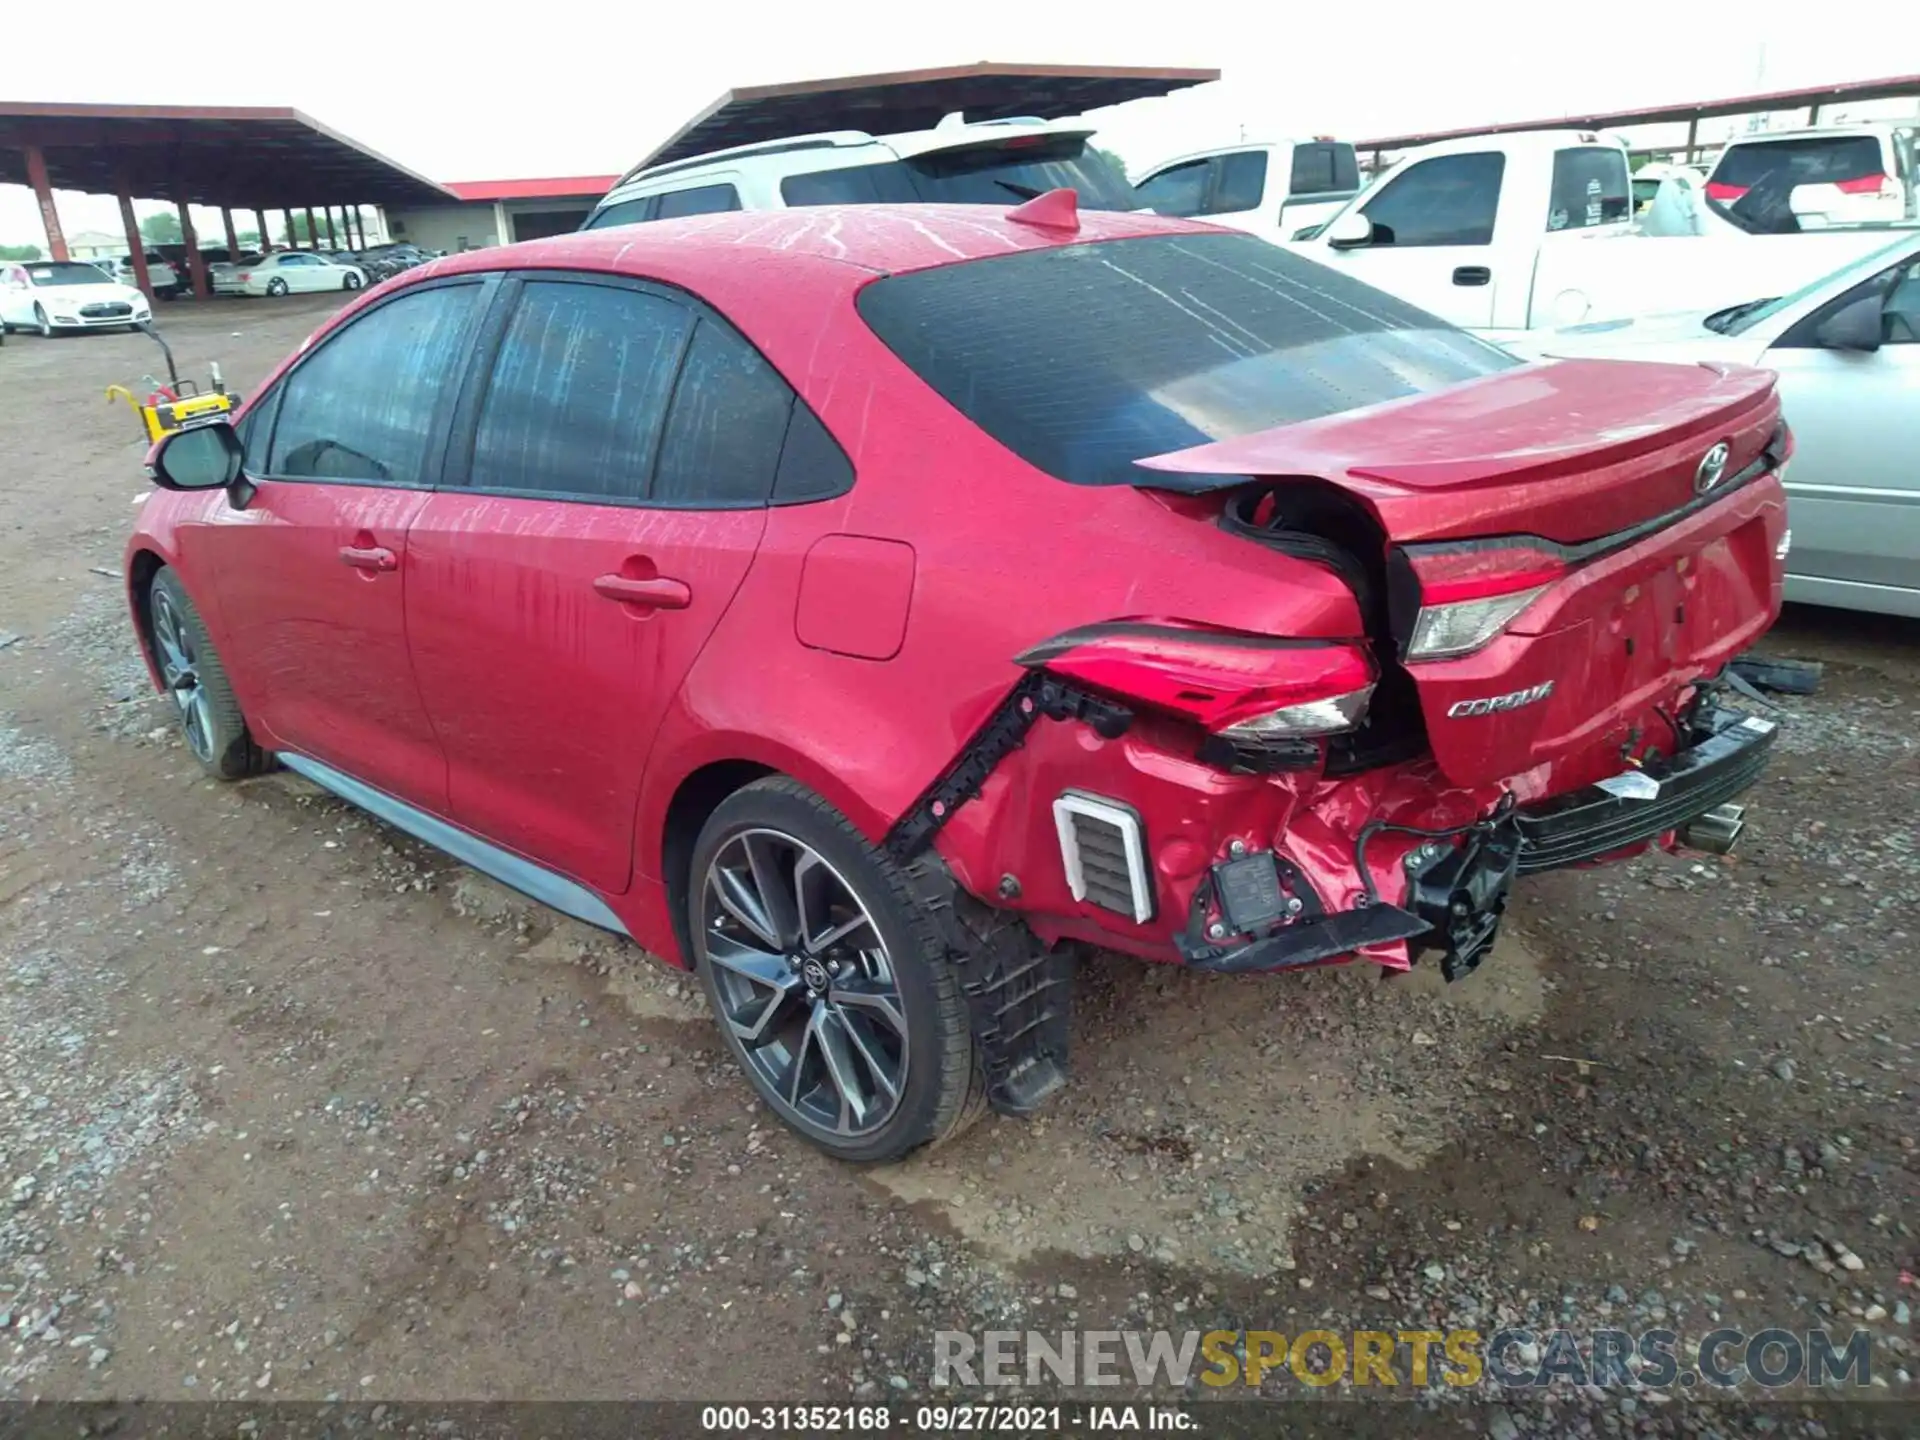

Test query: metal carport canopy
[0,101,456,208]
[635,62,1221,173]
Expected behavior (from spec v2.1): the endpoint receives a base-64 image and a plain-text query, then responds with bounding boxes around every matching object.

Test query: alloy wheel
[699,828,909,1139]
[151,588,215,763]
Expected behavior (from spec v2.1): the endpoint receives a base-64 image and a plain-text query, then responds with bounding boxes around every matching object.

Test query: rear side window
[1547,147,1631,230]
[656,184,743,219]
[857,231,1517,488]
[1360,151,1504,246]
[782,138,1137,212]
[466,281,691,501]
[651,317,794,506]
[582,196,656,230]
[267,283,478,485]
[1210,151,1267,212]
[1289,142,1359,196]
[1712,135,1886,187]
[1134,160,1209,217]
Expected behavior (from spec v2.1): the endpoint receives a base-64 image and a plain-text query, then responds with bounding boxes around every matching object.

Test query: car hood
[35,282,146,308]
[1497,310,1767,366]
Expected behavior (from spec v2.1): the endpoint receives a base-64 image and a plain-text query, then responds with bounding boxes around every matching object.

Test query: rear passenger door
[403,273,795,894]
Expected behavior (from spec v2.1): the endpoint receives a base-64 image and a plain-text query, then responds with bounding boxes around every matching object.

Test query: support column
[177,196,209,300]
[324,207,339,249]
[493,200,510,247]
[304,207,318,250]
[116,181,153,302]
[1684,116,1699,165]
[221,207,240,258]
[1807,103,1822,124]
[349,207,364,249]
[25,146,70,262]
[281,209,297,248]
[254,209,271,252]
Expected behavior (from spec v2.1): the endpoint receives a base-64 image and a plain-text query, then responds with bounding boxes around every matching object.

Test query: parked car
[127,204,1787,1162]
[581,114,1139,230]
[99,253,184,299]
[1513,228,1920,618]
[1133,139,1361,240]
[1288,130,1898,332]
[1707,124,1919,227]
[0,260,152,335]
[213,251,366,297]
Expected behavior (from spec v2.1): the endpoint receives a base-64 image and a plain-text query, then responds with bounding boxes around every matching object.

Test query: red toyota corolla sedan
[126,198,1788,1162]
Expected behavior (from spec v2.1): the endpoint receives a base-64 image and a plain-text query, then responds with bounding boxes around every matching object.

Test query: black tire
[265,278,288,297]
[343,272,363,291]
[147,568,269,781]
[688,776,980,1163]
[34,305,54,339]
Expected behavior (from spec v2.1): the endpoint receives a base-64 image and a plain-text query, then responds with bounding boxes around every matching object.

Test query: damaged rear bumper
[1184,705,1777,980]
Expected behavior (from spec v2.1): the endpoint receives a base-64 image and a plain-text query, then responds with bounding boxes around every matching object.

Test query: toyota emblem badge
[1694,441,1731,494]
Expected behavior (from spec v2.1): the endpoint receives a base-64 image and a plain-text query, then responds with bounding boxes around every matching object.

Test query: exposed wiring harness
[1354,793,1518,906]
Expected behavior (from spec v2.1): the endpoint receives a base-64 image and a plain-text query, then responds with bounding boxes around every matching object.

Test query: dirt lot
[0,297,1914,1433]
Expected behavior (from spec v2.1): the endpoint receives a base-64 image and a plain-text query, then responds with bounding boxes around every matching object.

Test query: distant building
[384,176,617,254]
[64,229,124,260]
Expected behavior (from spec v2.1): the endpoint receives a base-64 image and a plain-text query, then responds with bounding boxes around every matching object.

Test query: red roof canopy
[442,176,619,203]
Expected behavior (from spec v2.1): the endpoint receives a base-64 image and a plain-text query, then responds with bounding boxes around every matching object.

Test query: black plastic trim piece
[883,672,1132,863]
[1185,904,1430,974]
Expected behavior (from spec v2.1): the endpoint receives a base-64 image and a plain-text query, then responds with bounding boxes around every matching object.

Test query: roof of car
[414,203,1212,282]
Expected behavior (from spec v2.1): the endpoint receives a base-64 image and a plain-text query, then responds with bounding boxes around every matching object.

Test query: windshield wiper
[1703,296,1777,334]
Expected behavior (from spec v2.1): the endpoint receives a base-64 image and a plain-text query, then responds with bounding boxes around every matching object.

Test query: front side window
[267,283,479,485]
[1547,147,1631,231]
[857,231,1517,488]
[1360,152,1504,246]
[1134,160,1210,217]
[466,280,691,501]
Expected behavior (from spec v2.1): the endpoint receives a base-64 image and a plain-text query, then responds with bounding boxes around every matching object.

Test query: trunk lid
[1135,359,1789,788]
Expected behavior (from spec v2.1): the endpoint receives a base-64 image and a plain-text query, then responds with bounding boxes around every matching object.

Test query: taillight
[1015,622,1375,738]
[1833,172,1896,196]
[236,272,251,282]
[1704,181,1747,202]
[1395,544,1566,661]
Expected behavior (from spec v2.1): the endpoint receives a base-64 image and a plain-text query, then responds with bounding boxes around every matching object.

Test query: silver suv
[581,115,1138,230]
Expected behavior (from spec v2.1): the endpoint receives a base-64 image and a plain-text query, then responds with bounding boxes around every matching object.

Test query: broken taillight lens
[1015,621,1375,737]
[1397,543,1566,661]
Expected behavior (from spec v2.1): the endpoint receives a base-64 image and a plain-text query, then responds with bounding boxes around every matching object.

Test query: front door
[182,279,489,809]
[1765,251,1920,600]
[1318,150,1507,328]
[405,275,794,893]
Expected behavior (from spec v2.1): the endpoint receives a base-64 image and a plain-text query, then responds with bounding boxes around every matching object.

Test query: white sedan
[1519,229,1920,618]
[214,251,366,297]
[0,260,153,335]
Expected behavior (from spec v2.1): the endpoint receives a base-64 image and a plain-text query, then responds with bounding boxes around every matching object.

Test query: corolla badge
[1694,441,1732,494]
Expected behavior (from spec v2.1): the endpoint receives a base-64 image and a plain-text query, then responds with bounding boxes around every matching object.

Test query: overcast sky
[4,0,1916,246]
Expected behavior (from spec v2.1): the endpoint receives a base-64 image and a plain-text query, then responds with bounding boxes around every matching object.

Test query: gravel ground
[0,298,1914,1435]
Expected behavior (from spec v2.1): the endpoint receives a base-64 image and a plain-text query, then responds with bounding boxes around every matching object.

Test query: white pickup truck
[1271,129,1900,334]
[1132,139,1362,242]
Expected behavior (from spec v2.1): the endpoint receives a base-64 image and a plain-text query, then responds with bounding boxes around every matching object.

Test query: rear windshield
[1547,146,1632,230]
[857,231,1518,488]
[1713,136,1885,187]
[1290,142,1359,196]
[781,136,1138,211]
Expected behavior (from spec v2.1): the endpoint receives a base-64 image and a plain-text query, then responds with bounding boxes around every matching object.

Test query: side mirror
[1325,210,1374,249]
[1813,294,1883,353]
[148,421,245,491]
